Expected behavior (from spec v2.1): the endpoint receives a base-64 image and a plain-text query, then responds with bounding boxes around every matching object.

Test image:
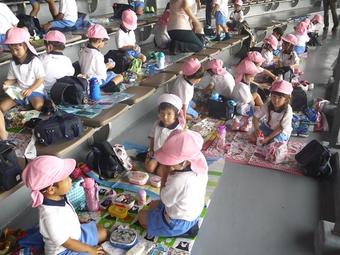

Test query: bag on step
[0,141,22,191]
[291,87,308,112]
[104,50,130,73]
[17,14,43,37]
[50,76,88,105]
[34,114,84,146]
[86,142,130,179]
[295,139,333,177]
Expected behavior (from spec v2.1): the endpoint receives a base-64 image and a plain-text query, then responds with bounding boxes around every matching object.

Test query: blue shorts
[57,222,98,255]
[147,202,199,237]
[127,50,141,58]
[99,71,117,87]
[187,100,198,118]
[15,91,45,107]
[50,19,76,29]
[30,0,44,4]
[260,123,289,142]
[215,11,227,26]
[294,45,305,56]
[130,1,145,9]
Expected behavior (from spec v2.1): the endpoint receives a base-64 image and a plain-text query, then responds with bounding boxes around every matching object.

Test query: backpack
[291,87,308,112]
[112,3,133,19]
[34,114,84,146]
[295,140,333,178]
[104,50,130,73]
[50,76,88,105]
[235,21,256,59]
[208,97,236,120]
[86,142,130,179]
[0,141,22,191]
[17,14,43,37]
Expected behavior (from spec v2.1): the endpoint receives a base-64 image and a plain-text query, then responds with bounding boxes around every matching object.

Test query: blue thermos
[89,77,101,101]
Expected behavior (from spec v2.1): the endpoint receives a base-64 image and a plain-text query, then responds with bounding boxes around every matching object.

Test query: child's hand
[88,246,105,255]
[260,137,270,145]
[106,62,115,69]
[21,88,33,97]
[147,149,154,158]
[134,45,141,53]
[254,129,261,137]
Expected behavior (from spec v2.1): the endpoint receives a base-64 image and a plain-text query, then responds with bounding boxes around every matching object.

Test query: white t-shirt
[232,81,253,104]
[261,48,274,67]
[59,0,78,22]
[279,51,300,67]
[79,46,107,81]
[214,0,228,17]
[40,53,75,93]
[116,29,136,49]
[254,102,293,136]
[171,75,194,108]
[7,56,45,93]
[149,120,182,151]
[161,170,208,221]
[210,70,235,98]
[295,33,310,47]
[230,10,244,22]
[0,3,19,34]
[39,201,81,255]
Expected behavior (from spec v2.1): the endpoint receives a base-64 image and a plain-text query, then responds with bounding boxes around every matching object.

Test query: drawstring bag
[112,144,133,171]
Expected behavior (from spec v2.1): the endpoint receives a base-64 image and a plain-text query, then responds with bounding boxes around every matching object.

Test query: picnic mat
[82,143,226,254]
[7,131,33,158]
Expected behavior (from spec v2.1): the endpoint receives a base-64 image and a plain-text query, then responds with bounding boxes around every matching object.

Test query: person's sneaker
[222,32,231,41]
[144,6,150,13]
[149,6,155,13]
[323,26,329,31]
[212,35,222,41]
[332,25,338,32]
[298,122,310,137]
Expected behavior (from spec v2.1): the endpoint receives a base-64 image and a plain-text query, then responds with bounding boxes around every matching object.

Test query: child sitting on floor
[293,21,310,56]
[145,93,184,175]
[261,35,278,68]
[227,0,244,31]
[272,26,284,56]
[307,14,323,46]
[138,129,208,238]
[171,57,205,119]
[250,80,293,145]
[22,156,107,255]
[204,59,235,99]
[1,27,45,111]
[211,0,230,41]
[154,4,171,49]
[40,30,75,95]
[79,24,123,92]
[116,9,147,63]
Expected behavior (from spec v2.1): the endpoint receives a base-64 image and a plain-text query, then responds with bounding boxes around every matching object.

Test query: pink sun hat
[282,33,298,45]
[4,27,37,55]
[207,59,226,75]
[264,35,278,50]
[182,57,202,76]
[86,24,109,40]
[122,9,138,30]
[22,156,76,208]
[295,21,308,35]
[154,129,208,174]
[271,80,293,95]
[235,59,261,83]
[246,51,265,65]
[43,30,66,44]
[234,0,243,6]
[311,14,323,24]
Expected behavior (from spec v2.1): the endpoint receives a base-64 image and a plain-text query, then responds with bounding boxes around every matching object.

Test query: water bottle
[157,52,165,69]
[82,178,100,211]
[89,77,101,101]
[210,91,219,101]
[137,189,147,206]
[216,125,226,150]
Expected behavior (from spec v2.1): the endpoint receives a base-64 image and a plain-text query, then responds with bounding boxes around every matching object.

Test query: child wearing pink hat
[250,80,293,144]
[171,58,205,119]
[307,14,323,46]
[261,35,278,68]
[227,0,244,31]
[1,27,45,112]
[138,129,208,238]
[145,93,185,175]
[22,156,107,255]
[40,30,74,94]
[79,24,123,92]
[293,21,310,56]
[204,59,235,98]
[116,9,147,63]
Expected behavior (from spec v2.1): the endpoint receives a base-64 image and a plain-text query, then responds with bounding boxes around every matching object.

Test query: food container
[128,171,149,186]
[113,193,135,209]
[150,176,161,188]
[109,226,138,250]
[108,204,128,219]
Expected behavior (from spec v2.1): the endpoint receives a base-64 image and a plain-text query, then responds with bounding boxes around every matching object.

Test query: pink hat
[271,80,293,95]
[235,59,261,83]
[234,0,243,6]
[86,24,109,40]
[304,18,311,26]
[294,21,308,35]
[22,156,76,208]
[43,30,66,44]
[282,34,298,46]
[182,57,202,76]
[4,27,37,55]
[154,129,208,174]
[122,9,138,31]
[158,93,185,126]
[311,14,323,24]
[246,51,265,65]
[263,35,278,50]
[207,59,226,75]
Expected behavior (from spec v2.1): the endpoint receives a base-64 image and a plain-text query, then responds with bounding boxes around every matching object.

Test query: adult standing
[323,0,339,31]
[168,0,204,54]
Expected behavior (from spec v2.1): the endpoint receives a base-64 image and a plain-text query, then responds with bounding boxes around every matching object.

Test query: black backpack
[291,87,308,112]
[104,50,130,74]
[295,140,333,178]
[0,141,22,191]
[17,14,43,37]
[86,141,127,179]
[112,3,133,19]
[50,76,88,105]
[34,114,84,146]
